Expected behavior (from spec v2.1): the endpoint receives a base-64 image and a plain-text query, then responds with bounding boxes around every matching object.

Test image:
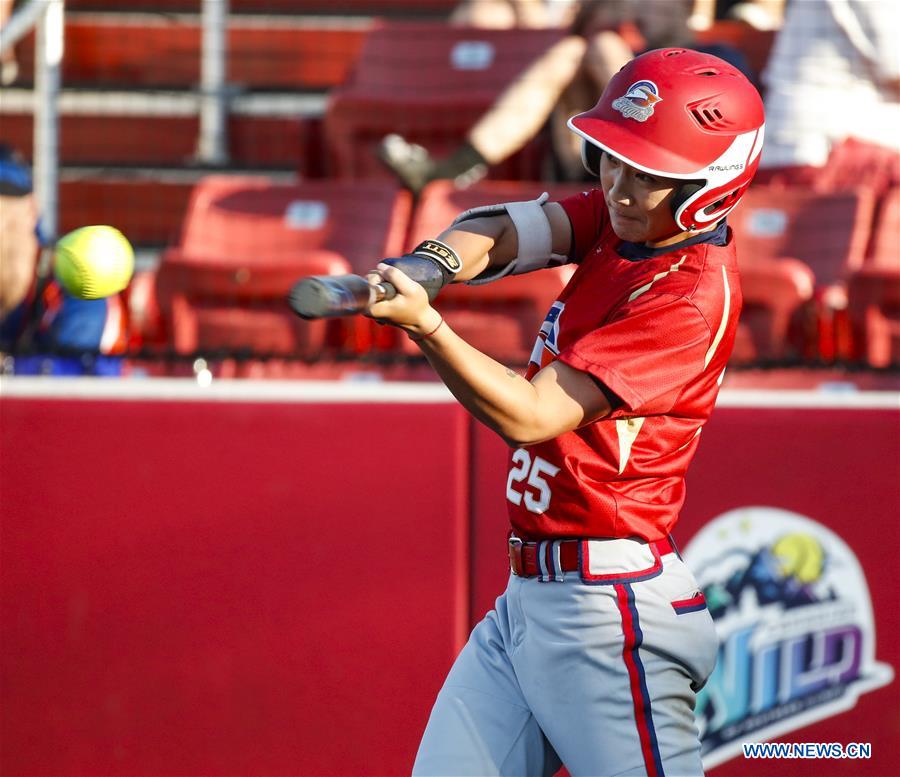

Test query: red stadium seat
[815,138,900,198]
[170,177,410,273]
[324,24,566,181]
[2,112,321,170]
[14,15,369,90]
[400,180,585,364]
[729,185,877,359]
[754,140,900,197]
[156,177,412,357]
[57,176,196,246]
[732,259,816,362]
[157,250,349,357]
[869,187,900,268]
[730,185,875,284]
[846,267,900,367]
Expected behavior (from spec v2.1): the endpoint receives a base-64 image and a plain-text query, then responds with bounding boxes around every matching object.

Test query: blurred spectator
[716,0,784,29]
[378,1,637,191]
[0,146,37,317]
[759,0,900,183]
[450,0,581,28]
[0,0,21,85]
[379,0,752,192]
[0,145,128,375]
[634,0,753,72]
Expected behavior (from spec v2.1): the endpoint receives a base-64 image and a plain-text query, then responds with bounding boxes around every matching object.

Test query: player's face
[599,152,682,246]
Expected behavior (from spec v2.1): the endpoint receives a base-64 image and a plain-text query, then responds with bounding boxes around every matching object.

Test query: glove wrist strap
[412,239,462,282]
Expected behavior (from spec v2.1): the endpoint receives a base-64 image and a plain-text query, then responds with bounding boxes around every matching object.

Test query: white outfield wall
[2,376,898,408]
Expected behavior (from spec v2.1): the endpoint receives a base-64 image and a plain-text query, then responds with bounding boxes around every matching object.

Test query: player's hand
[366,262,441,337]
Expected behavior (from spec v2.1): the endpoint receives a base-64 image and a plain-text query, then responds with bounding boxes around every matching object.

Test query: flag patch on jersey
[527,301,565,378]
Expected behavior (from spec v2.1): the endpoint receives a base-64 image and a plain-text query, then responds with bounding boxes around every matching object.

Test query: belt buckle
[508,536,524,576]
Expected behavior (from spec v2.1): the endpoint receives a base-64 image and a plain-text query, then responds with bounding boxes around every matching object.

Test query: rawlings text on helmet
[611,80,663,123]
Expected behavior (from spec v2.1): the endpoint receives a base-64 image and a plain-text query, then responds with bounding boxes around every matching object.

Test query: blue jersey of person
[0,278,127,376]
[0,146,127,375]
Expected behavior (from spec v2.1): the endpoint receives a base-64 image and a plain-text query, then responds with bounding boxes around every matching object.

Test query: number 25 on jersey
[506,449,560,514]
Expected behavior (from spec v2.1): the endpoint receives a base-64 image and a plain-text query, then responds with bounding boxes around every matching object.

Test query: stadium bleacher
[729,186,875,286]
[2,0,897,379]
[154,176,411,360]
[324,23,565,181]
[731,258,815,363]
[15,13,370,89]
[727,185,879,361]
[847,266,900,368]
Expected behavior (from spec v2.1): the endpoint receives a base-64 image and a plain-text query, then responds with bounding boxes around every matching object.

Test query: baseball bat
[287,274,396,320]
[287,256,446,320]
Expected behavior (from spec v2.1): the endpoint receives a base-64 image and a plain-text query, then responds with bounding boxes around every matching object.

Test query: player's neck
[646,223,717,249]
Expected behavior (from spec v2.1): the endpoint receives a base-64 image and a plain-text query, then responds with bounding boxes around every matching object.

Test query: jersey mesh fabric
[507,188,742,542]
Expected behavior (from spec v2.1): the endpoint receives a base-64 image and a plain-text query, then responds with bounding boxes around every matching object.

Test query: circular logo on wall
[683,507,894,770]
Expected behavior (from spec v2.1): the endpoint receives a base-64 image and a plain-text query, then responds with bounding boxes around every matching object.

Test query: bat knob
[373,282,397,302]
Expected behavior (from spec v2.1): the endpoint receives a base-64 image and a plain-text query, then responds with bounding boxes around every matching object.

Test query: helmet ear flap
[671,182,703,218]
[670,182,704,227]
[580,140,603,177]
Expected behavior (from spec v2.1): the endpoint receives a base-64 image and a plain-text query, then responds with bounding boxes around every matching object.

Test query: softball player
[367,48,764,776]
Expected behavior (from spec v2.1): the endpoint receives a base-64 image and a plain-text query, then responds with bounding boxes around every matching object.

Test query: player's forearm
[432,216,518,282]
[415,316,546,447]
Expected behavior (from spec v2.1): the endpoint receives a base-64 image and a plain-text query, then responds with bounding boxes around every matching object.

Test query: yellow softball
[54,225,135,299]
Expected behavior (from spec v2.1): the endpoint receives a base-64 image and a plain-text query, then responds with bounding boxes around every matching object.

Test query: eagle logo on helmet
[612,80,663,122]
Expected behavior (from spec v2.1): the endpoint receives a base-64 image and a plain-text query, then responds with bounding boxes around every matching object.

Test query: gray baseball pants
[413,538,717,776]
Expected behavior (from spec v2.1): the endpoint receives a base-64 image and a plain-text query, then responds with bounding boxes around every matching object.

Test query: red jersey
[506,189,742,542]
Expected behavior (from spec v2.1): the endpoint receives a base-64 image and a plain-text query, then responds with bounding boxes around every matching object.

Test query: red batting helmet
[569,48,765,231]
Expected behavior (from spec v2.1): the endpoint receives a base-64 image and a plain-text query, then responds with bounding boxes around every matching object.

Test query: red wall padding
[0,397,470,775]
[1,391,897,776]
